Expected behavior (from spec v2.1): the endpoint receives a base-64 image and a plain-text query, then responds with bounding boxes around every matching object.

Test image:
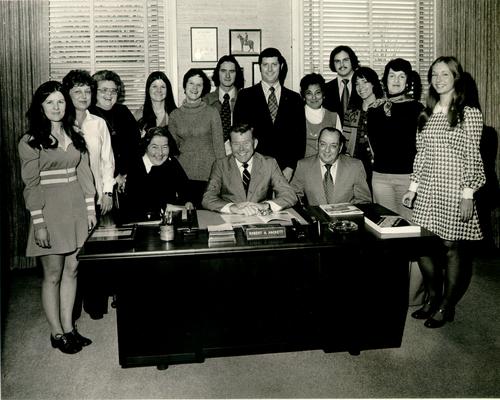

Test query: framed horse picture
[229,29,261,57]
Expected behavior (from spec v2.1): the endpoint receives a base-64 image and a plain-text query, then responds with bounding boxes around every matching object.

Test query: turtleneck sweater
[168,100,225,181]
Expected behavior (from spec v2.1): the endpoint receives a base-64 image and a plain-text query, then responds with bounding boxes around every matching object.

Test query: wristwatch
[104,192,113,197]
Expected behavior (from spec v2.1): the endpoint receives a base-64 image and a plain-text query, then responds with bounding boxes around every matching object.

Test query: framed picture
[229,29,261,57]
[191,27,218,62]
[252,62,262,85]
[202,68,216,92]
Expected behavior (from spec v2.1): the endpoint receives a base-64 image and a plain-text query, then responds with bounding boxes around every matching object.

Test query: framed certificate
[191,27,218,62]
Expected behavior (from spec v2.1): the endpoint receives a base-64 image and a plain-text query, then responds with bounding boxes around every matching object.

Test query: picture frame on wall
[191,27,218,62]
[229,29,261,57]
[202,68,216,92]
[252,62,262,85]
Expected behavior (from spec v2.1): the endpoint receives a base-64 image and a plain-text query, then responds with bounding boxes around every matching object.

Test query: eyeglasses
[97,88,118,95]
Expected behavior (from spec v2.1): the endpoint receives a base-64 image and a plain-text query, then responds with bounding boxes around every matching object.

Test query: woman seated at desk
[120,127,194,222]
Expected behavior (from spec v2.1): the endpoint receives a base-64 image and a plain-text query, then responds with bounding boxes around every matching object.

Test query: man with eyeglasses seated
[290,127,372,207]
[323,45,360,125]
[202,123,296,215]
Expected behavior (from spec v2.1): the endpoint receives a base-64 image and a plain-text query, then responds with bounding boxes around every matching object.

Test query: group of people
[19,43,486,354]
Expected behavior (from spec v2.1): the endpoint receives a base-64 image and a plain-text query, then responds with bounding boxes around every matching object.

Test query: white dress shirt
[220,156,280,213]
[78,110,115,205]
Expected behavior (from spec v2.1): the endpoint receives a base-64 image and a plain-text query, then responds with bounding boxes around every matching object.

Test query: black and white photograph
[229,29,261,56]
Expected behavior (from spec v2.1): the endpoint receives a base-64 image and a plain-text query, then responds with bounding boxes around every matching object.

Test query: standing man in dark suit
[202,123,297,215]
[291,127,371,206]
[203,55,244,155]
[323,45,360,125]
[233,47,305,182]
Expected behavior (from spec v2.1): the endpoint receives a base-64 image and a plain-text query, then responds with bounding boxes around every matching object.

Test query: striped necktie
[323,163,334,204]
[268,86,278,122]
[242,162,251,195]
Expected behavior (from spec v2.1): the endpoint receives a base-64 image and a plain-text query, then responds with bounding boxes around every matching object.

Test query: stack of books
[364,214,421,238]
[207,223,236,247]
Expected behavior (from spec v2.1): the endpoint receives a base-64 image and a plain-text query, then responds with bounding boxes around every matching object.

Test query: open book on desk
[220,208,307,227]
[319,203,363,217]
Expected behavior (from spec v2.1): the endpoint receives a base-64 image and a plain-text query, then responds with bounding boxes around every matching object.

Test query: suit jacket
[323,78,344,122]
[291,154,372,206]
[201,152,297,212]
[203,88,238,114]
[233,83,305,171]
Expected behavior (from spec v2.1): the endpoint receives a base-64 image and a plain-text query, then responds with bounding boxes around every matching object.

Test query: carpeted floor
[1,250,499,399]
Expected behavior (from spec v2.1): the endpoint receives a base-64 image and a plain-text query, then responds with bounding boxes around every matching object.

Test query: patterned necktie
[242,162,251,195]
[220,93,231,142]
[323,163,335,204]
[341,79,350,114]
[268,86,278,123]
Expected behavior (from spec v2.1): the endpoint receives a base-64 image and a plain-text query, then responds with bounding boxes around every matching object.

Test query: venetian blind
[302,0,435,88]
[48,0,167,112]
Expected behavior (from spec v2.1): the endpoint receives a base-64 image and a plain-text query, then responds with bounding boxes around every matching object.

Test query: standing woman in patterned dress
[403,56,485,328]
[18,81,97,353]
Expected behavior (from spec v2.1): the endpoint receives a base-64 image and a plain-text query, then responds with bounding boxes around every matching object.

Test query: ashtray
[328,220,358,233]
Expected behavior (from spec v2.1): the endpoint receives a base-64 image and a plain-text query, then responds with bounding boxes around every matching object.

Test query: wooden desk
[77,205,437,369]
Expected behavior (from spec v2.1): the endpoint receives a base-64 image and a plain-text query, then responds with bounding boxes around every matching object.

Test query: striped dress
[411,106,485,241]
[19,134,96,257]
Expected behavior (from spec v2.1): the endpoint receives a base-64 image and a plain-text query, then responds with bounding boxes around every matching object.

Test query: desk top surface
[78,204,436,261]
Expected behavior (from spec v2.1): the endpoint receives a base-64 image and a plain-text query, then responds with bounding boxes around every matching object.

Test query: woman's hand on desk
[184,202,194,210]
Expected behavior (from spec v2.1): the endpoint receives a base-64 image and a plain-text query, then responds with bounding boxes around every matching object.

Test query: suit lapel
[229,156,247,199]
[247,154,263,200]
[313,157,328,204]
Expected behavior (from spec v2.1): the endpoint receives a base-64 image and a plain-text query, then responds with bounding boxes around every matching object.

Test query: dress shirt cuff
[266,200,281,212]
[408,182,419,192]
[462,188,474,199]
[221,203,233,213]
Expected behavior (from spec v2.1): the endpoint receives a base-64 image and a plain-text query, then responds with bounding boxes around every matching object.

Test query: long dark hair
[25,80,87,152]
[138,71,177,131]
[212,55,244,89]
[418,56,476,130]
[349,66,384,110]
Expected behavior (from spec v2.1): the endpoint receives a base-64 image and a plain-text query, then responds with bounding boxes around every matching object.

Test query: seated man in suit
[202,123,297,215]
[291,127,372,206]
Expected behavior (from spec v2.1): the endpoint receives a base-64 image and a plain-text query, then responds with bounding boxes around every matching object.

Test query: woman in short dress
[18,81,96,353]
[403,56,485,328]
[300,73,342,157]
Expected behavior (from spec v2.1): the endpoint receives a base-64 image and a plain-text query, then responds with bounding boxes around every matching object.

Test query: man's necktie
[341,79,349,114]
[242,162,251,195]
[220,93,231,142]
[323,163,334,204]
[268,86,278,123]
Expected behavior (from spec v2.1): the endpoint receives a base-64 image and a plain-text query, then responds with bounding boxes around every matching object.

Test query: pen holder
[159,211,175,241]
[160,223,175,241]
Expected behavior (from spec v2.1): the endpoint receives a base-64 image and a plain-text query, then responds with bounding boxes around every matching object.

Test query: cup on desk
[159,211,175,241]
[160,223,175,241]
